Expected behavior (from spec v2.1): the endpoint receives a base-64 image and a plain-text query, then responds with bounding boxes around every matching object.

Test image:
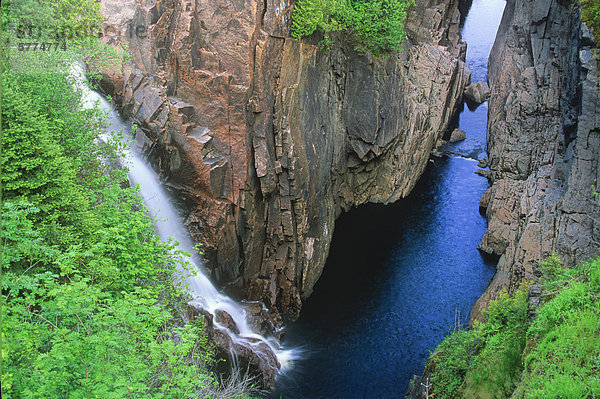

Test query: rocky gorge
[99,0,471,322]
[5,0,600,395]
[471,0,600,321]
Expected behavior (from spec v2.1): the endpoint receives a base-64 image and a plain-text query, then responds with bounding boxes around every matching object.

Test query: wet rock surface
[214,309,240,335]
[99,0,469,321]
[184,305,280,388]
[242,301,284,339]
[471,0,600,322]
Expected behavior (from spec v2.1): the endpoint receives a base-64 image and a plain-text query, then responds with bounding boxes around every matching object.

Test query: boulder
[214,309,240,335]
[464,81,490,104]
[449,128,466,143]
[243,300,284,339]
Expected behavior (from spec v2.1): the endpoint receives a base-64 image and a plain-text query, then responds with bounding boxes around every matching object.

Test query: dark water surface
[272,1,505,397]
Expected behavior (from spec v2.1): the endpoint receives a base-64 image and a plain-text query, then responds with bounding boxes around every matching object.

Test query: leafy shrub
[1,71,107,247]
[291,0,413,55]
[512,258,600,398]
[539,254,571,292]
[1,195,217,398]
[0,2,249,398]
[425,256,600,398]
[427,330,477,398]
[462,284,530,399]
[0,68,218,394]
[426,284,530,398]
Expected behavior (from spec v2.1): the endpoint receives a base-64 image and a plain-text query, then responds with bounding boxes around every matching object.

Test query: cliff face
[472,0,600,321]
[100,0,469,320]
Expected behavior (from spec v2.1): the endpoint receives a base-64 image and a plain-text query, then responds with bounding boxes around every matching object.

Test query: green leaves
[426,257,600,398]
[291,0,325,39]
[427,284,530,399]
[2,263,215,398]
[291,0,413,55]
[512,258,600,398]
[427,330,477,398]
[1,70,112,248]
[1,190,218,398]
[0,3,219,396]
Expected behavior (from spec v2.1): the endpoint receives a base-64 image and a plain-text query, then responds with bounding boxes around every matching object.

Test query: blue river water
[271,0,505,397]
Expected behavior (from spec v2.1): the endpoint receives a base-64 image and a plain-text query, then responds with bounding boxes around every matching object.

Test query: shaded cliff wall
[472,0,600,321]
[100,0,469,320]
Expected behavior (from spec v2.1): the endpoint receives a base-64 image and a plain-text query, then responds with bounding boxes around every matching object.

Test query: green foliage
[463,284,530,399]
[1,71,109,247]
[512,258,600,398]
[0,2,243,398]
[427,284,530,399]
[2,0,101,42]
[291,0,337,39]
[425,256,600,398]
[2,0,127,78]
[0,85,218,396]
[539,254,570,291]
[0,150,220,395]
[581,0,600,45]
[290,0,413,55]
[45,0,103,39]
[428,330,476,398]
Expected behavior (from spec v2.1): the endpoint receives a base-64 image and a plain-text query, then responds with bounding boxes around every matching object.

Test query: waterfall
[72,64,298,376]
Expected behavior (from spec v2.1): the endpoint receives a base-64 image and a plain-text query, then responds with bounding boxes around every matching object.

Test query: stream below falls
[270,0,506,397]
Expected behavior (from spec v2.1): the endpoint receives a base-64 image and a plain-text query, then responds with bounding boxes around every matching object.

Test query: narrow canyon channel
[270,0,506,397]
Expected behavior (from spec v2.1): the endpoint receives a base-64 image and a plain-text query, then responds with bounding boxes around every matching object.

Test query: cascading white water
[72,64,298,372]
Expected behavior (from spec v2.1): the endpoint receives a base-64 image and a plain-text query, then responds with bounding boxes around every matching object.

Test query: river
[270,0,506,397]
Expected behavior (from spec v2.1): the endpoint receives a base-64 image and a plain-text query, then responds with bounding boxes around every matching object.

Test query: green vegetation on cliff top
[291,0,413,55]
[423,255,600,398]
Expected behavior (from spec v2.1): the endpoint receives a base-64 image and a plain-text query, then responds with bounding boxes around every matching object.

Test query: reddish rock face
[100,0,469,321]
[472,0,600,322]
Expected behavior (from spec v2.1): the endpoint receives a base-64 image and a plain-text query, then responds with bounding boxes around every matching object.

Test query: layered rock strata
[100,0,469,320]
[472,0,600,321]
